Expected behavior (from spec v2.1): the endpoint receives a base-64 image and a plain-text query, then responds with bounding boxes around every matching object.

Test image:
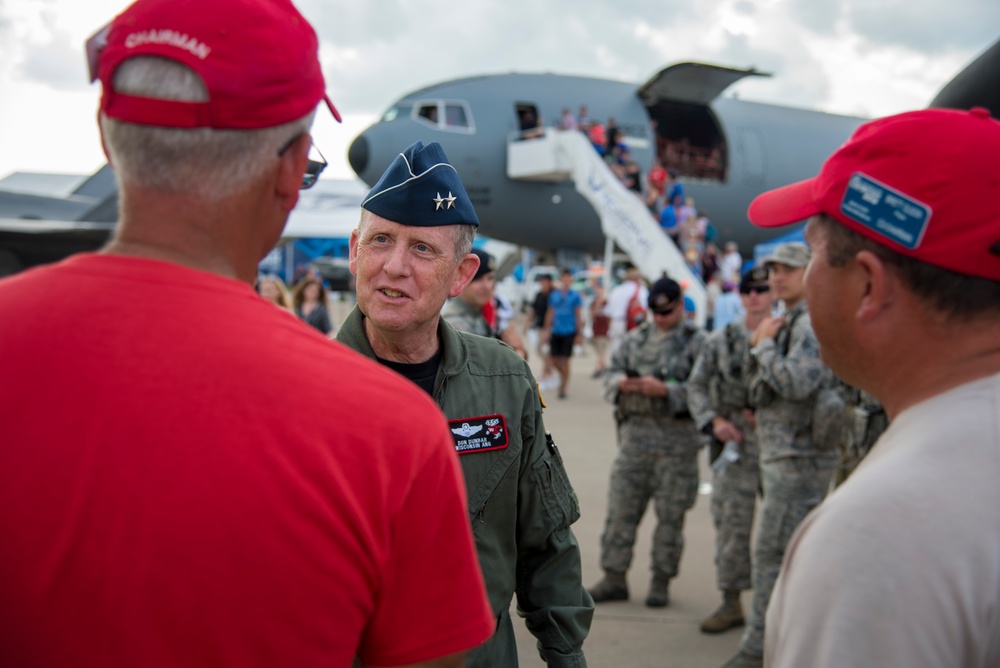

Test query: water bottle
[712,440,741,476]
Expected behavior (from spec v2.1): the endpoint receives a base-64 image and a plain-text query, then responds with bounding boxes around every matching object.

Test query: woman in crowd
[589,279,611,377]
[292,275,333,335]
[256,275,293,312]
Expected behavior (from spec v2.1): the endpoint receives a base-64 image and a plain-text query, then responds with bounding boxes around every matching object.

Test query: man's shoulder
[680,320,707,344]
[442,299,480,328]
[307,336,448,426]
[609,282,633,297]
[782,303,818,347]
[787,302,813,328]
[705,323,736,346]
[457,330,532,377]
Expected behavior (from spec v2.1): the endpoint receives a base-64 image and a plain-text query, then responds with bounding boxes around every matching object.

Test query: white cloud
[0,0,995,180]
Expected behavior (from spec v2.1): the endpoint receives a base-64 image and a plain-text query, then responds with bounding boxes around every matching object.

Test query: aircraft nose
[348,134,369,177]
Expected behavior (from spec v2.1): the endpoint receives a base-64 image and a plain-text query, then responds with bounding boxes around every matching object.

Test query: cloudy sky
[0,0,996,181]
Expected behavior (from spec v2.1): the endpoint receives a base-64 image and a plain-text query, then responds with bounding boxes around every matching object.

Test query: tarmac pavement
[512,344,748,668]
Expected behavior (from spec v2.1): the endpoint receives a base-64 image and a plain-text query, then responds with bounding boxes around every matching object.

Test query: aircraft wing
[637,62,770,105]
[0,217,114,275]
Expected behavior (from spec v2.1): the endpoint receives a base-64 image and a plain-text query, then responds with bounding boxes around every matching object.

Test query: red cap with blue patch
[748,107,1000,280]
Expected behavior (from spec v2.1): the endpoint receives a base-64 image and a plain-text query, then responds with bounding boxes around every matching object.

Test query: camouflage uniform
[441,297,491,337]
[599,318,706,582]
[688,320,759,594]
[834,388,889,486]
[737,301,836,658]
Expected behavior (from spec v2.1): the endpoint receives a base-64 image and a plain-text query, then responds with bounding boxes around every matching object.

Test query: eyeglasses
[652,305,677,316]
[278,134,327,190]
[741,285,770,295]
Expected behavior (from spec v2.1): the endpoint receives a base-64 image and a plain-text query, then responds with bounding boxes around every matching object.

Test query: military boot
[587,571,628,603]
[700,589,744,633]
[645,573,670,608]
[719,650,762,668]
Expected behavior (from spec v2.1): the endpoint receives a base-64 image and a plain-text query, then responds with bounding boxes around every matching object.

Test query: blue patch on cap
[840,173,930,250]
[361,141,480,227]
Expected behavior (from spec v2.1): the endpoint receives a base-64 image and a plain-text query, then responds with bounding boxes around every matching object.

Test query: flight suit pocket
[531,455,581,530]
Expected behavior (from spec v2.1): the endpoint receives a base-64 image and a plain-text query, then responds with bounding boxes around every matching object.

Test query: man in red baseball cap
[0,1,495,666]
[748,107,1000,667]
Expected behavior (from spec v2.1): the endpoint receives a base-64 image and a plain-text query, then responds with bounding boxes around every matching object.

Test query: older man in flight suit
[337,141,593,667]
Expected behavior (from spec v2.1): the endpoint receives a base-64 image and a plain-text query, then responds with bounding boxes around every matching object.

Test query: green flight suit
[337,307,593,667]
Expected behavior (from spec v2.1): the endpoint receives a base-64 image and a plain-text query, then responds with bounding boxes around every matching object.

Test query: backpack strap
[779,308,803,357]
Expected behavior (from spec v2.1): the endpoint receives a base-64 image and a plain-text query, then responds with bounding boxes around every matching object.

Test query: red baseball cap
[89,0,341,129]
[748,107,1000,280]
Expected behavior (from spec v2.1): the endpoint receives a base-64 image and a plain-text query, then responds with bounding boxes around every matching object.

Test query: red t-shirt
[0,254,493,667]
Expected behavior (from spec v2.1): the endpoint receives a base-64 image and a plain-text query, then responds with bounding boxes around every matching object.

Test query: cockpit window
[416,103,439,125]
[412,100,475,134]
[445,104,468,128]
[381,106,409,122]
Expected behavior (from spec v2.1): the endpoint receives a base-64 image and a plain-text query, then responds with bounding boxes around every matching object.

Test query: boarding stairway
[507,129,706,323]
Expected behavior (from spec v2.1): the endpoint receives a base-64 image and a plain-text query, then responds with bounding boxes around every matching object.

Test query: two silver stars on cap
[433,192,457,210]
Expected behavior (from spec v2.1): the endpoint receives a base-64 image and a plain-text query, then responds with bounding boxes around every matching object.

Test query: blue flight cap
[361,141,480,227]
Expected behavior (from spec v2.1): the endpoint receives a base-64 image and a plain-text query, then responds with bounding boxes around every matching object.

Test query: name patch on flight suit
[449,414,509,454]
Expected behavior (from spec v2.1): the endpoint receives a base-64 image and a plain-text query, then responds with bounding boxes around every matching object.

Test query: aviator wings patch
[448,414,509,454]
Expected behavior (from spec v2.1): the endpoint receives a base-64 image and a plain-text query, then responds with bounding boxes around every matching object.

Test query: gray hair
[813,214,1000,321]
[100,56,314,201]
[357,209,476,262]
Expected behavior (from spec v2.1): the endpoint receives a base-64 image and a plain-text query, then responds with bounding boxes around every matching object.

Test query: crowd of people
[511,237,893,668]
[557,100,759,338]
[255,272,335,336]
[2,0,998,666]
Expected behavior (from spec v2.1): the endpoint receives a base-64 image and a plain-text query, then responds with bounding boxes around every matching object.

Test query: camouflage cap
[763,242,811,268]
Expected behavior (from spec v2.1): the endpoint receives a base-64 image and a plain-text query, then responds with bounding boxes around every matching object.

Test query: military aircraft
[348,41,1000,260]
[1,39,997,281]
[347,63,858,257]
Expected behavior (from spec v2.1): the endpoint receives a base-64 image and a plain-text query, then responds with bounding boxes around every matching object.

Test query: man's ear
[276,133,310,212]
[97,113,114,167]
[450,253,480,298]
[855,249,893,322]
[348,228,361,277]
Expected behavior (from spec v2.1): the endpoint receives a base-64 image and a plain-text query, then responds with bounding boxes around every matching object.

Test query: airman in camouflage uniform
[722,243,837,668]
[588,277,707,608]
[833,388,889,486]
[688,266,772,634]
[441,248,495,338]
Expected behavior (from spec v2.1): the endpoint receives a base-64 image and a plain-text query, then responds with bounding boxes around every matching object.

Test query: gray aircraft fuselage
[1,43,996,276]
[347,66,867,254]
